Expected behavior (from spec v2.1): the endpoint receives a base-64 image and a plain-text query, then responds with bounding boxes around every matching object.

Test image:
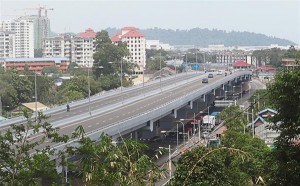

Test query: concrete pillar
[172,109,178,118]
[189,100,193,109]
[150,119,154,132]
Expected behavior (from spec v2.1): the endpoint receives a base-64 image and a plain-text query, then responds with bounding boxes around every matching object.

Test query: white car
[217,70,223,75]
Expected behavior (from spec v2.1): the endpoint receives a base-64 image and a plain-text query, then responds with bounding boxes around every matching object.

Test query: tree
[93,30,130,79]
[0,110,68,185]
[217,105,247,132]
[146,56,167,71]
[169,146,250,186]
[265,50,300,185]
[70,132,164,185]
[221,130,270,184]
[42,66,62,75]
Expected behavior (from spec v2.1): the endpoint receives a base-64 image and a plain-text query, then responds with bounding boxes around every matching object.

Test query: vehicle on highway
[217,70,223,75]
[202,115,216,131]
[202,78,208,83]
[208,73,214,78]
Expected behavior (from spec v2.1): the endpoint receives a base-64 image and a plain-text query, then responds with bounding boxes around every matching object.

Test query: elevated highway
[1,71,252,153]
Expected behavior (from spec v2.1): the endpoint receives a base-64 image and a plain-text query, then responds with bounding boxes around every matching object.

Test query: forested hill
[105,27,295,47]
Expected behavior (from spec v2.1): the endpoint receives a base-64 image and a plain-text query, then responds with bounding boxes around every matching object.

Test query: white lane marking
[88,125,92,128]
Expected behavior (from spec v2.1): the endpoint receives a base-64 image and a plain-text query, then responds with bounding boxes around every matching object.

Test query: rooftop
[5,57,69,63]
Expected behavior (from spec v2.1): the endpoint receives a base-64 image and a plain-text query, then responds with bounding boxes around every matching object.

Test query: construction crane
[14,5,53,18]
[44,8,54,18]
[25,6,44,17]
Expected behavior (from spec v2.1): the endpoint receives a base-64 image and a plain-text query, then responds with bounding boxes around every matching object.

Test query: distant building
[232,60,252,70]
[215,51,253,65]
[0,18,34,58]
[146,40,172,51]
[0,31,16,59]
[248,108,280,145]
[2,57,69,73]
[281,58,300,70]
[43,28,96,67]
[111,27,146,75]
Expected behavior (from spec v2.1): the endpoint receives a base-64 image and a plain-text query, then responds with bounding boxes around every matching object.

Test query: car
[217,70,223,75]
[202,78,208,83]
[208,73,213,78]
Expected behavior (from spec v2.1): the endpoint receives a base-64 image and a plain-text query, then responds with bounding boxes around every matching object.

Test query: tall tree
[217,105,247,132]
[70,133,164,185]
[0,110,68,185]
[266,50,300,185]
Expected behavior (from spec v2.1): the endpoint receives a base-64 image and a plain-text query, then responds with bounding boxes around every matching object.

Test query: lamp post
[195,51,197,74]
[109,60,124,104]
[176,120,186,150]
[87,65,91,116]
[19,72,38,122]
[185,54,188,76]
[160,51,162,92]
[159,145,172,178]
[233,85,243,103]
[241,82,245,103]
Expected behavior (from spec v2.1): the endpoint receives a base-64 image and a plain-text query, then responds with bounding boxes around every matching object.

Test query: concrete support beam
[150,119,154,132]
[189,100,193,109]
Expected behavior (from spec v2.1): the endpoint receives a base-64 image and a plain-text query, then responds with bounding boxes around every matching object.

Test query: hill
[105,27,295,47]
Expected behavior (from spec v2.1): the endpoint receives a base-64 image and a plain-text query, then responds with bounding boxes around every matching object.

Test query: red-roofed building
[111,27,146,76]
[232,60,252,70]
[79,28,96,38]
[255,66,276,82]
[43,28,96,68]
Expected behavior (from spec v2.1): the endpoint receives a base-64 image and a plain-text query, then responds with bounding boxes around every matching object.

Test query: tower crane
[44,8,54,18]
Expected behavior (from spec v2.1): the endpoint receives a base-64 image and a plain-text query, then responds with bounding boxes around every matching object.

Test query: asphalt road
[0,73,203,132]
[30,72,230,149]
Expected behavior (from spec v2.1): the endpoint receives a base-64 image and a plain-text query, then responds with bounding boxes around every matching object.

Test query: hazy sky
[1,0,299,44]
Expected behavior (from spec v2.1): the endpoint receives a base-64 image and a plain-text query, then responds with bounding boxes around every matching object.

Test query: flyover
[49,70,252,152]
[1,70,251,152]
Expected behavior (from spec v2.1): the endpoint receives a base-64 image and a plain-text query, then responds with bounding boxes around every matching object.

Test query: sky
[1,0,299,44]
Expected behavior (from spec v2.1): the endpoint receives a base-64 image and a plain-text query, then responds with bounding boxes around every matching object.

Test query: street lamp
[109,60,124,104]
[177,119,187,150]
[19,72,38,122]
[185,54,188,76]
[159,145,172,178]
[160,51,162,92]
[233,85,243,103]
[87,65,91,116]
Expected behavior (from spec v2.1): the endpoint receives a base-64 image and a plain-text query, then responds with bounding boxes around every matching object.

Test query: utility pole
[257,94,260,110]
[252,108,254,138]
[0,96,2,117]
[34,72,37,122]
[168,144,171,178]
[160,51,162,92]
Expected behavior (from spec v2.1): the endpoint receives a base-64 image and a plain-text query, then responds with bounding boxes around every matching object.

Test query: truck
[202,115,215,131]
[211,112,221,125]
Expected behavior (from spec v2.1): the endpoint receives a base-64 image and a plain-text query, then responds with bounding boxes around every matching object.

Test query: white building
[0,19,34,58]
[111,27,146,75]
[248,108,280,145]
[0,31,16,59]
[43,28,96,67]
[146,40,172,51]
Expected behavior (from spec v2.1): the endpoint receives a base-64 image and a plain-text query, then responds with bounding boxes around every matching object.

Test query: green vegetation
[0,111,165,185]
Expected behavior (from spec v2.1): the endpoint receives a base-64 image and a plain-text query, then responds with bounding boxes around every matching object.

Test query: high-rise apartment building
[0,31,16,59]
[111,27,146,75]
[43,28,96,67]
[20,15,51,50]
[0,19,34,58]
